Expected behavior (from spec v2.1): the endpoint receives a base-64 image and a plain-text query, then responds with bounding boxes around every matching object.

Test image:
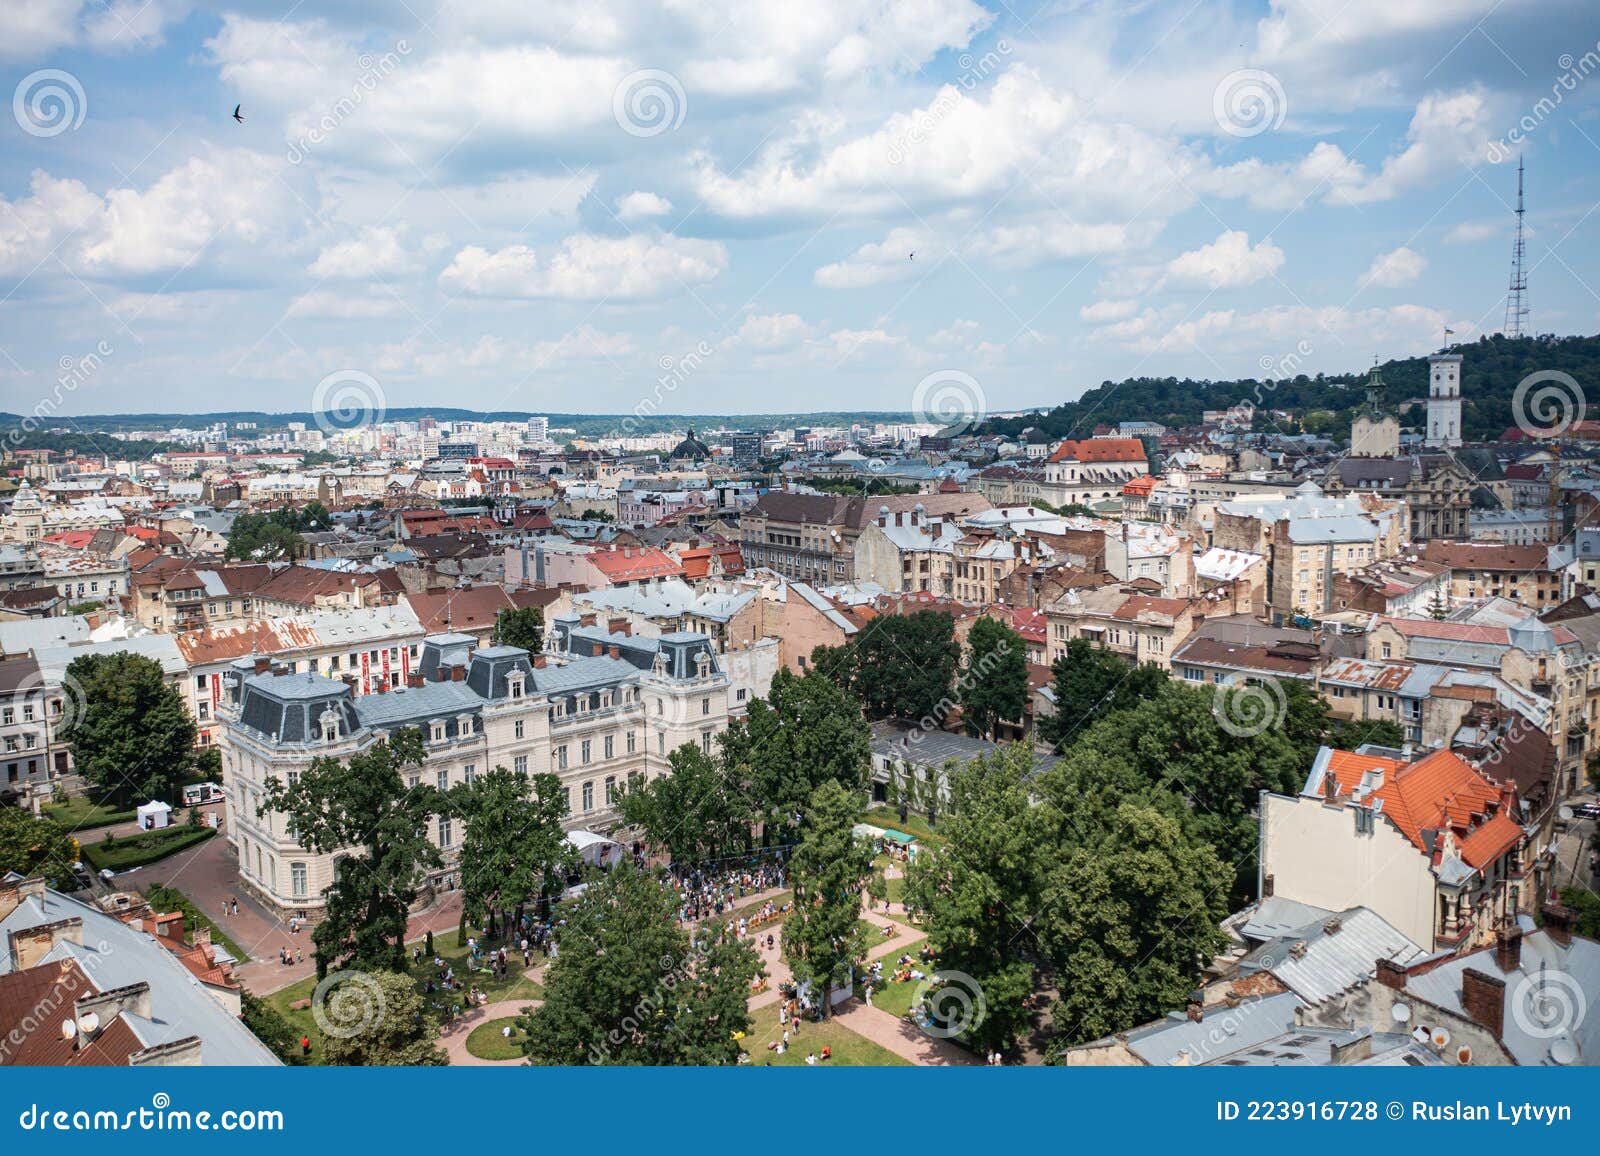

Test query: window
[291,862,307,898]
[195,674,208,690]
[604,735,614,759]
[464,763,476,785]
[626,730,636,754]
[561,786,571,813]
[581,781,594,812]
[604,776,616,805]
[581,739,592,764]
[438,817,453,847]
[556,745,568,770]
[701,731,713,754]
[514,718,524,739]
[513,754,527,774]
[702,696,711,716]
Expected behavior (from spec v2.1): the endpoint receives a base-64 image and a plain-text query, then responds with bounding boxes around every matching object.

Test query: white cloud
[438,233,727,300]
[308,227,415,280]
[814,228,930,288]
[1166,230,1285,289]
[1080,299,1141,324]
[615,191,673,222]
[2,0,183,60]
[1361,246,1427,288]
[734,312,811,351]
[1445,221,1498,244]
[286,288,407,319]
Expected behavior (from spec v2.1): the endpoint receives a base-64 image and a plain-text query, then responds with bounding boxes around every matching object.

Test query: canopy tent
[565,829,625,868]
[881,829,917,846]
[136,800,172,831]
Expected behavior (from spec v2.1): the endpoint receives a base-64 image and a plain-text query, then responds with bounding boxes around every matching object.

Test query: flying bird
[232,104,244,123]
[909,252,915,260]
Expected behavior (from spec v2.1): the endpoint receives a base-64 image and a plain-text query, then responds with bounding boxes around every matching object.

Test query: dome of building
[670,428,711,461]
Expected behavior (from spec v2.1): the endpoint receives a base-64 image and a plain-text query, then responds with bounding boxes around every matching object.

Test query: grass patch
[739,1000,908,1067]
[43,798,136,831]
[144,883,250,962]
[861,807,946,848]
[465,1017,528,1061]
[80,825,214,872]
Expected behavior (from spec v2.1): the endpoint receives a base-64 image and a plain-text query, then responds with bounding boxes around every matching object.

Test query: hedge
[80,825,216,872]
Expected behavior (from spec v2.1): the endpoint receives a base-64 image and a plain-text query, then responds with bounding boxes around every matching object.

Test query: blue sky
[2,0,1598,421]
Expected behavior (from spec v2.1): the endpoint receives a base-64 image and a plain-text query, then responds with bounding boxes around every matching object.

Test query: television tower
[1504,156,1528,338]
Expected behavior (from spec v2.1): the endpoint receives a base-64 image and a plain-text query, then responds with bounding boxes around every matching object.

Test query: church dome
[670,428,711,461]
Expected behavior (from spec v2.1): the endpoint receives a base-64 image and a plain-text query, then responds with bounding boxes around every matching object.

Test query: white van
[182,782,226,806]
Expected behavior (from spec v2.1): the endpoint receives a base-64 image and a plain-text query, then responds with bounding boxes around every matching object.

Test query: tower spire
[1504,156,1528,338]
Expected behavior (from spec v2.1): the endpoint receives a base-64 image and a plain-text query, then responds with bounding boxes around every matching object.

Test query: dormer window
[508,672,525,700]
[431,723,446,743]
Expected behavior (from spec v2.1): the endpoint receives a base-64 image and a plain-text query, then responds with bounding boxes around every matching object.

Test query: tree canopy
[781,780,880,1017]
[617,741,753,863]
[61,651,197,809]
[493,606,544,652]
[959,616,1029,739]
[0,808,78,888]
[812,610,960,723]
[317,970,446,1066]
[263,728,442,976]
[520,857,761,1064]
[451,766,573,927]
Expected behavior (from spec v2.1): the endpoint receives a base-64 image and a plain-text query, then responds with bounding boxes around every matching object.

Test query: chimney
[76,982,153,1041]
[1375,957,1409,990]
[609,644,621,659]
[895,512,903,526]
[1495,923,1524,972]
[450,664,466,682]
[128,1036,203,1067]
[407,672,424,688]
[1542,903,1576,947]
[1459,969,1505,1039]
[609,617,630,636]
[9,916,84,969]
[1330,1032,1373,1066]
[593,642,604,657]
[1262,873,1274,898]
[532,655,546,669]
[255,656,272,674]
[1185,996,1204,1023]
[374,679,388,693]
[1322,917,1342,936]
[0,876,46,922]
[580,613,597,628]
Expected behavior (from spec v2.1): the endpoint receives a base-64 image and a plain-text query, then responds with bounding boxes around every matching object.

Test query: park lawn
[869,974,923,1022]
[465,1017,527,1061]
[739,1000,908,1067]
[861,807,946,848]
[80,825,214,871]
[258,931,545,1066]
[43,798,136,832]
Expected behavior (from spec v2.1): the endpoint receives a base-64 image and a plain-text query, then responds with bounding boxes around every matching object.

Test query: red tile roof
[588,546,682,584]
[1047,437,1148,464]
[1323,748,1515,863]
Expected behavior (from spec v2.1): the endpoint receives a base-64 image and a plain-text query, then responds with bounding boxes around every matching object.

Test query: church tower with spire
[1350,361,1399,457]
[1425,348,1463,449]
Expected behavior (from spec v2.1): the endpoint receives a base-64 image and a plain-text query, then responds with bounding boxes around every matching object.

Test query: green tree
[1038,803,1232,1051]
[263,729,442,976]
[61,652,197,809]
[781,781,879,1018]
[904,745,1045,1051]
[319,970,447,1066]
[617,742,753,863]
[520,857,761,1064]
[224,511,305,560]
[0,807,78,888]
[813,610,961,723]
[493,606,544,652]
[723,668,870,832]
[1039,638,1166,751]
[241,990,307,1065]
[451,767,574,929]
[960,617,1029,739]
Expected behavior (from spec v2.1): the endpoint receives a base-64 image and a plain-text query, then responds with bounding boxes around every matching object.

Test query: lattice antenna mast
[1504,156,1528,337]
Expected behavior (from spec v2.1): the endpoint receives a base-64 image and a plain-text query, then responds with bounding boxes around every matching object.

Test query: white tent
[136,800,172,831]
[565,829,625,868]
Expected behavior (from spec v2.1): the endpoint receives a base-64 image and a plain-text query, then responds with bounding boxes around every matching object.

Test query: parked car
[1572,801,1600,820]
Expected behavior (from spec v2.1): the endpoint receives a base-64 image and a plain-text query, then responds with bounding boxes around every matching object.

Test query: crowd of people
[667,854,789,924]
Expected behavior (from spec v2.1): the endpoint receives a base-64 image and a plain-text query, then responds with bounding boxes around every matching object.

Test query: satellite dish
[1550,1038,1579,1066]
[77,1012,99,1035]
[1456,1045,1472,1065]
[60,1019,76,1040]
[1560,805,1575,821]
[1391,1003,1411,1022]
[1412,1027,1429,1043]
[1431,1028,1451,1048]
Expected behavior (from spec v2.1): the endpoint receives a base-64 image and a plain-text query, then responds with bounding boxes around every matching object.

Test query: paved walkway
[438,999,540,1066]
[832,1000,980,1065]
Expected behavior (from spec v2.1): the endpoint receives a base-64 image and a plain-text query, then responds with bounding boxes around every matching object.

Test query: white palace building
[220,616,731,918]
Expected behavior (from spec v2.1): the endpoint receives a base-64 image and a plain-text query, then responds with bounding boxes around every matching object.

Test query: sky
[1,0,1599,424]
